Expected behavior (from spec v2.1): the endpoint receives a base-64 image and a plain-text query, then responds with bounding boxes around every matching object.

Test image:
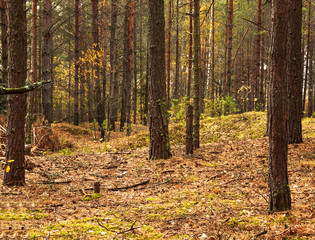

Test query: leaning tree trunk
[148,0,171,159]
[268,0,291,212]
[3,0,27,186]
[287,0,303,144]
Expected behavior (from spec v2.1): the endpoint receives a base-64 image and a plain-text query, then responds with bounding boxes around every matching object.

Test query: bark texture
[3,0,27,186]
[268,0,291,212]
[148,0,171,159]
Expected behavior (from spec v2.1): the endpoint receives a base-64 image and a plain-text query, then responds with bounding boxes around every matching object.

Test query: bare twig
[255,229,267,237]
[217,218,230,239]
[108,180,150,191]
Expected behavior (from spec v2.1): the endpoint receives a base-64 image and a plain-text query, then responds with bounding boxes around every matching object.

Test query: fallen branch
[117,220,141,234]
[108,180,150,191]
[41,180,72,184]
[255,229,267,237]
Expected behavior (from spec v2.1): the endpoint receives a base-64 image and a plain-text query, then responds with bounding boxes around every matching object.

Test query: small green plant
[59,147,72,156]
[83,193,102,201]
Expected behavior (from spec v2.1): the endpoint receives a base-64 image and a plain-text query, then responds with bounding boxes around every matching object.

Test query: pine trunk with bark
[3,0,27,186]
[0,0,8,113]
[268,0,291,212]
[255,0,262,110]
[225,0,233,99]
[42,0,53,124]
[74,0,80,126]
[173,0,180,102]
[287,0,303,144]
[308,39,314,117]
[185,0,194,155]
[108,0,118,131]
[148,0,171,159]
[92,0,105,141]
[166,0,172,108]
[193,0,200,150]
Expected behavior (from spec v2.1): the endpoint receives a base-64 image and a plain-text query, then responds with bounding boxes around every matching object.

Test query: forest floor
[0,112,314,239]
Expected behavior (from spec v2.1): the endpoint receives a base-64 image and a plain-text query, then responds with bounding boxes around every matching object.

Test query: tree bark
[3,0,27,186]
[133,0,137,124]
[224,0,233,98]
[92,0,105,141]
[302,0,311,112]
[0,0,8,113]
[307,39,314,117]
[255,0,262,110]
[173,0,180,102]
[268,0,291,212]
[108,0,118,131]
[42,0,53,124]
[166,0,172,108]
[287,0,303,143]
[74,0,80,126]
[148,0,171,159]
[193,0,200,150]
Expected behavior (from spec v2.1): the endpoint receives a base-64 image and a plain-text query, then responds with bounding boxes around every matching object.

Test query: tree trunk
[148,0,171,159]
[287,0,303,144]
[108,0,118,131]
[193,0,200,150]
[211,2,215,103]
[307,39,313,117]
[80,7,87,122]
[92,0,105,141]
[166,0,172,108]
[42,0,53,124]
[173,0,180,102]
[302,0,311,112]
[0,0,8,113]
[133,0,137,124]
[102,0,108,127]
[268,0,291,212]
[255,0,261,110]
[26,0,38,143]
[185,0,193,155]
[224,0,233,99]
[3,0,27,186]
[74,0,80,126]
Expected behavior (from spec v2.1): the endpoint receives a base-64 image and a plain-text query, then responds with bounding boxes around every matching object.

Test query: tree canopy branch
[0,81,51,95]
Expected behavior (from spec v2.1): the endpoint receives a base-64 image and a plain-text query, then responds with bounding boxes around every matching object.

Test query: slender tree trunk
[133,0,137,124]
[185,0,193,155]
[26,0,38,143]
[148,0,171,159]
[120,0,134,136]
[74,0,80,126]
[102,0,108,128]
[3,0,27,186]
[302,0,311,112]
[268,0,291,212]
[92,0,105,141]
[255,0,261,110]
[307,39,314,117]
[211,2,215,103]
[193,0,201,149]
[173,0,180,102]
[166,0,172,108]
[144,44,149,126]
[139,0,144,124]
[42,0,53,124]
[287,0,303,143]
[80,7,87,122]
[0,0,8,113]
[225,0,233,99]
[259,35,265,110]
[108,0,118,131]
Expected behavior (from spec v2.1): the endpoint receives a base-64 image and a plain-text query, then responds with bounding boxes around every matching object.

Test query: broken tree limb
[108,180,150,191]
[0,80,51,95]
